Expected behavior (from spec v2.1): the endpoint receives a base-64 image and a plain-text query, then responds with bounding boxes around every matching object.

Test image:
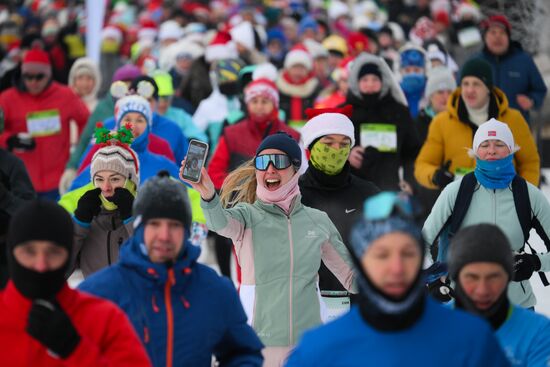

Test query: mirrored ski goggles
[254,154,292,171]
[363,191,414,221]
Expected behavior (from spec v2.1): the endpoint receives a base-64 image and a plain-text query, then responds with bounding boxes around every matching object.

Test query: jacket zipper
[107,217,116,265]
[165,268,175,367]
[287,217,294,345]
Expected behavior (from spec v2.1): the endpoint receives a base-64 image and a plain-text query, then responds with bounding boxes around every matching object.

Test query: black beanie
[133,171,192,232]
[358,63,382,80]
[7,199,73,253]
[130,75,159,100]
[460,58,493,89]
[448,224,513,281]
[256,132,302,169]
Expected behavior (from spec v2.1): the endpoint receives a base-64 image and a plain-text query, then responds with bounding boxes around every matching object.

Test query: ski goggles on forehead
[254,154,292,171]
[363,191,415,221]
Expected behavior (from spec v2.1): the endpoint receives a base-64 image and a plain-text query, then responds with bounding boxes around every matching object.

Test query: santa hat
[301,105,355,149]
[252,63,278,82]
[472,118,515,155]
[244,78,279,108]
[230,21,255,51]
[138,21,158,42]
[205,31,238,63]
[284,47,313,70]
[22,49,51,76]
[101,26,123,44]
[347,32,370,56]
[91,143,140,188]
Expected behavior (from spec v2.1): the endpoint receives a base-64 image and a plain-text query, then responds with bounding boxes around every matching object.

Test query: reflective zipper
[165,268,175,367]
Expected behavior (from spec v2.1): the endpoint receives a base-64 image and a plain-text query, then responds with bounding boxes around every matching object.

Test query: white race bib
[26,109,61,137]
[360,123,397,152]
[321,292,350,322]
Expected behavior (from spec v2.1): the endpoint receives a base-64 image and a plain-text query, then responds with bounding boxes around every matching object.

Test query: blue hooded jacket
[79,225,264,367]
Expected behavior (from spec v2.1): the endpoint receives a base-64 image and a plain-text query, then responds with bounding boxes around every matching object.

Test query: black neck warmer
[454,283,510,330]
[361,92,381,109]
[8,255,67,300]
[307,161,351,190]
[357,269,426,331]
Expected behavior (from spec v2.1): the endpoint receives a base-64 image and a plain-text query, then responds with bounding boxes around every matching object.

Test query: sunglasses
[363,192,415,221]
[254,154,292,171]
[23,73,46,81]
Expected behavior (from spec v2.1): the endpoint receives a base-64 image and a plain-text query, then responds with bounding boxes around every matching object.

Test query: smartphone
[181,139,209,182]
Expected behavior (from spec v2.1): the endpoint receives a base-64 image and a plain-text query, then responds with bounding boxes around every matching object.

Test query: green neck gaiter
[98,179,137,211]
[310,141,351,176]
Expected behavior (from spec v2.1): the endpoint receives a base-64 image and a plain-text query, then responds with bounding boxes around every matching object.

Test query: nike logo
[345,209,356,214]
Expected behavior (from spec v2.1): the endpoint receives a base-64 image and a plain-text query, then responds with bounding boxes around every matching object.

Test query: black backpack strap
[429,173,477,261]
[448,172,478,238]
[512,176,550,286]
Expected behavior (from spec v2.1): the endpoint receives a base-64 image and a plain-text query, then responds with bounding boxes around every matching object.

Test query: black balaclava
[6,200,73,299]
[349,192,426,331]
[358,62,382,107]
[448,224,513,330]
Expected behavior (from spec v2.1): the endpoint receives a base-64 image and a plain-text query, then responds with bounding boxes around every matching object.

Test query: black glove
[7,133,36,152]
[74,188,102,223]
[361,146,381,170]
[513,253,541,282]
[109,187,134,220]
[26,299,81,359]
[427,277,454,303]
[432,160,454,188]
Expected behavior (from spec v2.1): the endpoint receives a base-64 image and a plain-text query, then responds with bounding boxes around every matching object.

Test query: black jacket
[299,163,379,293]
[345,92,421,191]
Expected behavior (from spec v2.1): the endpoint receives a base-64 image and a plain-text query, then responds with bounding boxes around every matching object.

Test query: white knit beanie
[91,144,140,187]
[301,112,355,148]
[472,118,515,154]
[425,66,457,98]
[284,49,313,70]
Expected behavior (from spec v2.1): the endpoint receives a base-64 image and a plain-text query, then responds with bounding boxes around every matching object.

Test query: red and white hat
[472,118,515,154]
[284,47,313,70]
[244,78,279,108]
[205,31,238,63]
[22,49,51,76]
[301,105,355,148]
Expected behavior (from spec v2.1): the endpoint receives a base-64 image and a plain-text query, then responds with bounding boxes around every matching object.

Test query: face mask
[97,179,137,211]
[400,73,426,95]
[101,39,120,54]
[309,141,351,175]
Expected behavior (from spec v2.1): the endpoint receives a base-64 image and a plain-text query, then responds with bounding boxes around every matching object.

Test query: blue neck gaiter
[474,155,516,189]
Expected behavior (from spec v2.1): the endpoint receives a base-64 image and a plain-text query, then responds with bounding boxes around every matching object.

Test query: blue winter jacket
[78,225,264,367]
[285,298,510,367]
[69,125,181,191]
[476,44,547,122]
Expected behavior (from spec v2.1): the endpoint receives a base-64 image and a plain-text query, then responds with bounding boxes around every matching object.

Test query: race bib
[457,27,482,48]
[360,123,397,152]
[321,291,350,322]
[26,109,61,137]
[454,167,474,181]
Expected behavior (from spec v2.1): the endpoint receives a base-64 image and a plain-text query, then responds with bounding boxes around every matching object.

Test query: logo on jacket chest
[345,208,356,214]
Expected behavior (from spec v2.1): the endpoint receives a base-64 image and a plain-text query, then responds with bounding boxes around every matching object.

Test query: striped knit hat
[91,144,140,187]
[114,95,152,129]
[244,78,279,108]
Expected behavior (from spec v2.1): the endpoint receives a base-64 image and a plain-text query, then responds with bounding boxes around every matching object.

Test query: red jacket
[208,117,300,189]
[0,82,90,192]
[0,281,152,366]
[77,133,175,174]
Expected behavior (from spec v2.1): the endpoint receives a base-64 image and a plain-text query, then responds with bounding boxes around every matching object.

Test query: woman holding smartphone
[181,132,356,367]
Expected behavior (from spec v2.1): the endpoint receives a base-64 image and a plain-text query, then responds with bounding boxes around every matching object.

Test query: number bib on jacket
[360,123,397,152]
[26,109,61,137]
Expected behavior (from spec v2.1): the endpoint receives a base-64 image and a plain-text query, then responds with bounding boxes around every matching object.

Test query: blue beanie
[400,49,425,68]
[256,132,301,169]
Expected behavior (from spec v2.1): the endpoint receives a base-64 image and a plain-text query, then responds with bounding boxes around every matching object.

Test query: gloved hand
[432,160,454,188]
[513,253,541,282]
[74,188,102,223]
[7,133,36,152]
[59,168,77,195]
[109,187,134,220]
[26,299,81,359]
[361,146,381,170]
[427,276,454,303]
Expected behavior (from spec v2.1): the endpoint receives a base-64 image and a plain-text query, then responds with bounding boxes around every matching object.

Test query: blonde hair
[220,159,258,207]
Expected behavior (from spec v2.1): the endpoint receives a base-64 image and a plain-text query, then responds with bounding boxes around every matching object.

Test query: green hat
[460,58,493,89]
[153,71,174,97]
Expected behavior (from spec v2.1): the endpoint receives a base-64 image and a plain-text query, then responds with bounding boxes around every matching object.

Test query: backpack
[433,172,550,285]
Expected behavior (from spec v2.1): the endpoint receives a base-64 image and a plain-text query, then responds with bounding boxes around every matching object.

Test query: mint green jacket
[423,179,550,308]
[201,194,356,347]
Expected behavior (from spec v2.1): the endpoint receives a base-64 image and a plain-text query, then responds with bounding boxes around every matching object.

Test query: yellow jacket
[415,87,540,189]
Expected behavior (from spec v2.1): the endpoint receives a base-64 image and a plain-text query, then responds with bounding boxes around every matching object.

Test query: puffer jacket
[423,177,550,308]
[201,194,357,347]
[415,88,540,189]
[79,226,264,367]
